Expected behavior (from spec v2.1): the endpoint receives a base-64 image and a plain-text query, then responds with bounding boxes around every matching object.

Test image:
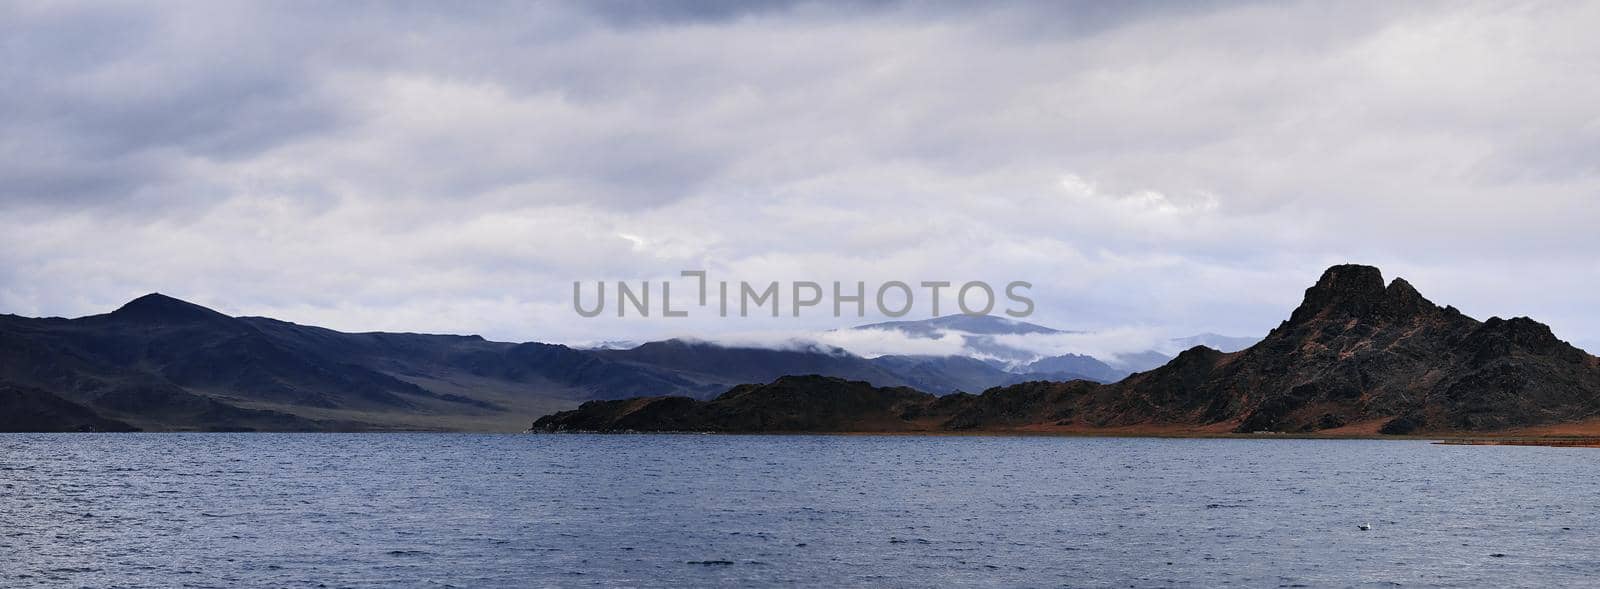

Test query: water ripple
[0,433,1596,587]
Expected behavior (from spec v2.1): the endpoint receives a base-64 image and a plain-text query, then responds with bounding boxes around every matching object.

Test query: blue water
[1,434,1595,588]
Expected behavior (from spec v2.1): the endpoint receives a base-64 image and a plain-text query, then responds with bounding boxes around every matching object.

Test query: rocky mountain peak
[106,293,234,325]
[1290,264,1386,321]
[1287,265,1440,325]
[1382,277,1438,316]
[1384,276,1420,300]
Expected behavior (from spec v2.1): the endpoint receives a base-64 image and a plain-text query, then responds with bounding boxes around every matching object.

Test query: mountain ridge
[0,296,1107,431]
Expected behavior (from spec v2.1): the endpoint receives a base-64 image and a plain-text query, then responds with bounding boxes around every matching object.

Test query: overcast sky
[2,0,1597,353]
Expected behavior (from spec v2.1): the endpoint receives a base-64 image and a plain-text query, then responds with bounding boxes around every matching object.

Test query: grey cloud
[0,3,350,210]
[0,1,1597,347]
[576,0,835,27]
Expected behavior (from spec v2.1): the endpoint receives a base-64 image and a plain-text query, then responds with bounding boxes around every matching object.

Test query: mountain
[855,314,1066,337]
[851,313,1255,381]
[0,295,1068,431]
[532,265,1600,436]
[868,354,1098,393]
[1021,353,1127,382]
[1108,264,1600,434]
[0,295,725,431]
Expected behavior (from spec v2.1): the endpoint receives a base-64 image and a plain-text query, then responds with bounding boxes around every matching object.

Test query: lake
[1,434,1595,587]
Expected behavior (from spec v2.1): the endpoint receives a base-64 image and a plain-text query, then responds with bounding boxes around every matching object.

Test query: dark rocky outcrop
[532,375,944,432]
[1124,264,1600,434]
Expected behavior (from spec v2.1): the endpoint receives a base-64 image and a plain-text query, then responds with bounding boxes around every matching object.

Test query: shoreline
[529,428,1600,447]
[1432,438,1600,448]
[13,428,1600,447]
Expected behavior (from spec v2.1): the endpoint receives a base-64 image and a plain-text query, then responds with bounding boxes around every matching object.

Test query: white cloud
[989,328,1172,364]
[809,328,971,359]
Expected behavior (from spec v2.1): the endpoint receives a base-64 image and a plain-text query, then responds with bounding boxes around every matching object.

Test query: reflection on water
[1,433,1595,587]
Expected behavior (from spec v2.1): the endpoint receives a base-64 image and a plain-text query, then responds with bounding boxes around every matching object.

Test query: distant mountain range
[0,293,1240,432]
[851,314,1257,380]
[535,265,1600,436]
